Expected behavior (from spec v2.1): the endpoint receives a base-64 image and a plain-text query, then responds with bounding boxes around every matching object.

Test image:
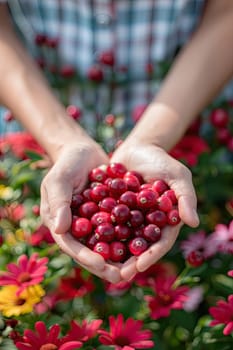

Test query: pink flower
[105,280,132,296]
[209,295,233,336]
[183,286,204,312]
[3,203,25,223]
[16,321,82,350]
[65,319,102,342]
[170,134,209,166]
[30,224,55,246]
[0,132,45,159]
[209,220,233,254]
[0,253,48,295]
[180,230,218,263]
[228,270,233,278]
[134,262,176,287]
[98,314,154,349]
[145,276,189,319]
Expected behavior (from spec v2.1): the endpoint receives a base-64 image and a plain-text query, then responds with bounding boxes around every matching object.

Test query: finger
[169,169,199,227]
[120,256,138,281]
[40,184,52,229]
[42,174,73,234]
[53,232,106,271]
[136,222,183,272]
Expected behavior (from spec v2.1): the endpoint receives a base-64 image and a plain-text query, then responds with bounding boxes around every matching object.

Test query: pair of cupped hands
[40,138,199,284]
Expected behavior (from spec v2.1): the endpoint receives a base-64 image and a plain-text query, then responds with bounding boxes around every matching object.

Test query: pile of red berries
[70,163,180,263]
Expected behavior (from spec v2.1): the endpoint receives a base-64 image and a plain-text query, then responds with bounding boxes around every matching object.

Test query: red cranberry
[78,201,99,218]
[146,210,167,227]
[34,33,47,46]
[139,183,152,191]
[93,242,110,260]
[167,209,181,225]
[106,163,127,178]
[125,170,144,184]
[210,108,229,128]
[91,211,111,227]
[119,191,137,209]
[157,195,173,212]
[111,204,131,224]
[86,234,99,249]
[115,225,132,241]
[99,50,115,66]
[99,197,117,212]
[66,105,82,120]
[89,167,107,183]
[60,65,76,78]
[108,178,127,197]
[95,223,115,242]
[71,217,92,238]
[123,174,140,192]
[90,184,109,202]
[32,205,40,216]
[82,188,92,201]
[143,224,161,243]
[128,237,148,256]
[110,241,127,262]
[163,189,177,205]
[216,128,231,144]
[137,189,158,209]
[152,180,169,195]
[71,194,84,210]
[87,65,104,82]
[129,210,144,227]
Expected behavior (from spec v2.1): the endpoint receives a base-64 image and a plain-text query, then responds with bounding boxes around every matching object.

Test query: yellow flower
[0,185,14,200]
[0,285,45,317]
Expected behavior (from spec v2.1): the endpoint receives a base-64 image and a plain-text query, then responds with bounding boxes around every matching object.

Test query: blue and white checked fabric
[0,0,232,135]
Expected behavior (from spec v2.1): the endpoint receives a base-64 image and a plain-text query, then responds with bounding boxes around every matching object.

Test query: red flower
[145,276,189,319]
[16,321,82,350]
[170,134,209,166]
[209,295,233,335]
[228,270,233,278]
[0,253,48,295]
[98,313,154,349]
[134,262,176,287]
[65,319,102,342]
[0,132,45,160]
[30,224,55,246]
[4,203,25,222]
[105,280,132,296]
[56,267,95,301]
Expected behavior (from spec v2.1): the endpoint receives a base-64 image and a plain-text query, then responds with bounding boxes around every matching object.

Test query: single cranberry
[128,237,148,256]
[111,204,131,224]
[95,223,115,242]
[167,209,181,225]
[139,183,152,191]
[115,225,132,241]
[99,50,115,66]
[110,241,127,262]
[143,224,161,243]
[125,170,144,184]
[157,195,173,212]
[66,105,82,120]
[32,205,40,216]
[78,201,99,218]
[86,234,99,249]
[71,217,92,238]
[123,174,140,192]
[71,194,84,210]
[99,197,117,212]
[137,189,158,209]
[87,65,104,82]
[105,114,115,126]
[91,211,111,227]
[89,167,107,183]
[60,65,76,78]
[129,210,144,227]
[119,191,137,209]
[146,210,167,227]
[152,180,169,195]
[93,242,110,260]
[90,184,109,202]
[82,189,92,201]
[108,178,127,198]
[187,251,204,267]
[163,189,177,205]
[210,108,229,128]
[106,163,127,178]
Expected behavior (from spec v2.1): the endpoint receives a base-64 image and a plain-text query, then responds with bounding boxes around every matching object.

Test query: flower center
[40,344,58,350]
[116,335,129,346]
[15,298,26,306]
[18,272,31,283]
[158,292,172,305]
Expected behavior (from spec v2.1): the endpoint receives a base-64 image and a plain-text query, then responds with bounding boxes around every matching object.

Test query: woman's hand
[110,141,199,280]
[40,140,121,284]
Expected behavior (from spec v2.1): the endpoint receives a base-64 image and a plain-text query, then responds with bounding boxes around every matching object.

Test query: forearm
[0,4,89,161]
[128,0,233,151]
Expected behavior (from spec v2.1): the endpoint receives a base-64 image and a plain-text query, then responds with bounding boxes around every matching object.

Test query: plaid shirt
[0,0,232,134]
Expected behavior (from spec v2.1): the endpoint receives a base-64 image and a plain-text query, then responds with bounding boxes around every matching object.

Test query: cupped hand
[40,140,121,284]
[110,141,199,280]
